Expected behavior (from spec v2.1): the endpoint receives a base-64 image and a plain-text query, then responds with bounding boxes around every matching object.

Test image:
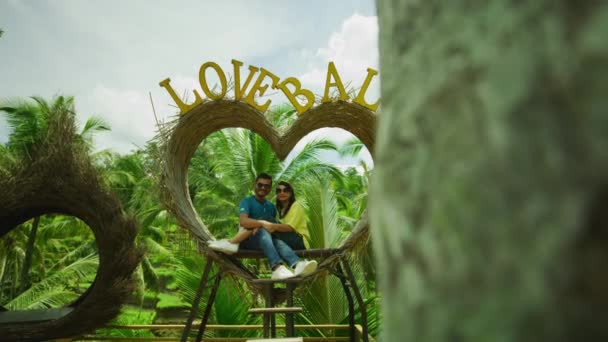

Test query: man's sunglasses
[276,187,291,194]
[256,183,271,189]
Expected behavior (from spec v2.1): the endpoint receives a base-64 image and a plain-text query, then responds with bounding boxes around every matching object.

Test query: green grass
[96,306,156,338]
[156,293,190,310]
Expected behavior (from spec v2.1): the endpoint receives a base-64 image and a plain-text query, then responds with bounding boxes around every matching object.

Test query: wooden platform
[0,307,73,324]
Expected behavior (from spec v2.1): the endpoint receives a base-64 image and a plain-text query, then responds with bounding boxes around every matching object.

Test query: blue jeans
[272,231,306,250]
[240,229,303,269]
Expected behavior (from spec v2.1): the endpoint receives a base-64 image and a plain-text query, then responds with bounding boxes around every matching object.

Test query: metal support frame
[180,249,369,342]
[194,271,222,342]
[341,257,369,342]
[180,259,222,342]
[335,263,356,342]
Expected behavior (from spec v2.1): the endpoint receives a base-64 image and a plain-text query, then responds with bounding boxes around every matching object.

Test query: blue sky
[0,0,378,168]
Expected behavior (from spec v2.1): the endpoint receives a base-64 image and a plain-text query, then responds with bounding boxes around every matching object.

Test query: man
[208,172,316,280]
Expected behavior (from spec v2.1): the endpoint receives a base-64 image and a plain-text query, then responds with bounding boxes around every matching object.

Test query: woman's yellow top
[282,201,310,248]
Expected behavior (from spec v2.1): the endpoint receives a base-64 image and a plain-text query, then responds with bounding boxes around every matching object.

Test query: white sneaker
[207,239,239,255]
[271,265,295,280]
[293,260,317,277]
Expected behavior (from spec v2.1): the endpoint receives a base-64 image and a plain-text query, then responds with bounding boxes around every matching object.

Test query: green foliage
[97,306,156,338]
[5,253,98,309]
[0,98,379,338]
[0,96,107,308]
[0,215,99,308]
[187,104,344,239]
[211,280,261,338]
[155,293,189,310]
[169,254,261,338]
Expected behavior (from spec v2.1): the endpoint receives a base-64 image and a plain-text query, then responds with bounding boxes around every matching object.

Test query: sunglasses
[276,187,291,194]
[256,183,271,189]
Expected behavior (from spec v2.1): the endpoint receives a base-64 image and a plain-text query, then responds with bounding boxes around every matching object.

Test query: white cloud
[299,14,379,98]
[1,5,379,161]
[78,85,156,153]
[284,14,379,168]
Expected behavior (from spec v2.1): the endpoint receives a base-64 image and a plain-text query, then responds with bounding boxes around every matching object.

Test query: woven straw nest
[0,107,141,341]
[158,99,376,285]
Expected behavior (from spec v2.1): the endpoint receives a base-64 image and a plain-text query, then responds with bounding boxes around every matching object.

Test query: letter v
[232,59,260,100]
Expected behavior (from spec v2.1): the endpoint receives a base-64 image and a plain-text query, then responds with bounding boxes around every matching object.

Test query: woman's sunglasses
[276,187,291,194]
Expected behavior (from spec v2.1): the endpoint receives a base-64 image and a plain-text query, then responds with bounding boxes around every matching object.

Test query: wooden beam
[98,324,348,330]
[248,307,303,314]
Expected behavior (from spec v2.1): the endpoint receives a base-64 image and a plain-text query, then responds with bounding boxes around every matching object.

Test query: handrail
[69,323,373,342]
[97,324,349,330]
[355,324,376,342]
[77,338,349,342]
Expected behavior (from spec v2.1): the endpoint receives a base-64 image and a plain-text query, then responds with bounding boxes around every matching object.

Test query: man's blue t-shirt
[238,196,278,223]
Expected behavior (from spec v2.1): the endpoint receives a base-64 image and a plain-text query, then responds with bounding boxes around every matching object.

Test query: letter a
[322,61,349,103]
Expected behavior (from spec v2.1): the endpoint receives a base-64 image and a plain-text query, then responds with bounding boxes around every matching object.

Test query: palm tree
[295,177,379,337]
[98,147,180,299]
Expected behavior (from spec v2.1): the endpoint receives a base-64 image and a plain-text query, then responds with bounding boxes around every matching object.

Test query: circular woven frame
[0,110,141,341]
[159,100,375,281]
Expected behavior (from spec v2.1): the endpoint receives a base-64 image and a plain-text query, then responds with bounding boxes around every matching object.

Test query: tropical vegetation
[0,96,379,339]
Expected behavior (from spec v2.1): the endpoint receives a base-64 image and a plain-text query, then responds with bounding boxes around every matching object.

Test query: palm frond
[6,253,98,309]
[47,240,97,274]
[338,137,365,157]
[81,116,111,136]
[78,116,111,151]
[278,138,338,180]
[212,280,260,337]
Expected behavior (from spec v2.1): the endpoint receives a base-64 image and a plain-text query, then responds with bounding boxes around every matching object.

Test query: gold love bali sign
[159,60,379,115]
[158,62,377,248]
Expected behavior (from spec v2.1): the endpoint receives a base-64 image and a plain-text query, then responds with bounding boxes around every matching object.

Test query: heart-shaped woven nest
[158,99,376,282]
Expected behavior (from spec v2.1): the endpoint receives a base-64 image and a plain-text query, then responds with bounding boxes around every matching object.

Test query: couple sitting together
[208,173,317,280]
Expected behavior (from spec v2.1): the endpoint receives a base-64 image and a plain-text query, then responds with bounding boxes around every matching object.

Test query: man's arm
[239,214,293,232]
[263,223,294,233]
[239,213,266,229]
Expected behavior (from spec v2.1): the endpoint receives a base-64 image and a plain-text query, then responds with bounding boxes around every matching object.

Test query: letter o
[199,62,228,100]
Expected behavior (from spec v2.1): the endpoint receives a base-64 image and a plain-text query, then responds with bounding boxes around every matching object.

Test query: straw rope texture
[0,107,141,342]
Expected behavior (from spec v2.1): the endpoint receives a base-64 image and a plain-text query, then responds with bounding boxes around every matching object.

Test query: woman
[272,181,310,250]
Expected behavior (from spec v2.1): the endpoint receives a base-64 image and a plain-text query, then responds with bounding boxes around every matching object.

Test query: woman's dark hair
[276,181,296,218]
